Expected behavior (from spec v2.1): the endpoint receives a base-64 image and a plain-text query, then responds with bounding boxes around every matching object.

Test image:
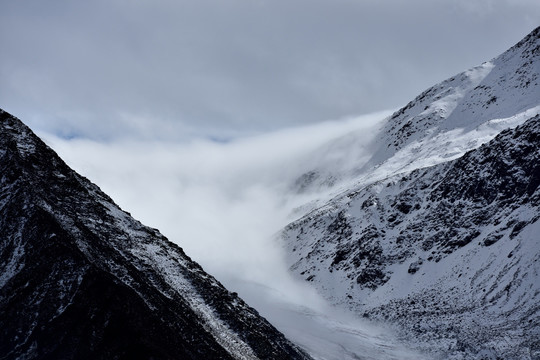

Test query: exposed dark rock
[408,259,423,274]
[356,267,386,289]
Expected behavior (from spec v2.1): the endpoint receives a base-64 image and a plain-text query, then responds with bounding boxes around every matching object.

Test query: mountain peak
[287,27,540,197]
[393,25,538,131]
[510,25,540,53]
[371,26,540,169]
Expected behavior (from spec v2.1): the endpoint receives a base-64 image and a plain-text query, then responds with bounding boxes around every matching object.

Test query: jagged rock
[407,258,423,274]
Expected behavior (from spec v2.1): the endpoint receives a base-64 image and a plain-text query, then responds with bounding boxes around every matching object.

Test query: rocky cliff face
[0,108,312,360]
[282,27,540,359]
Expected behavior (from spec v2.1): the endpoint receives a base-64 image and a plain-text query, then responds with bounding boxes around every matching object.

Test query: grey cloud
[1,0,539,140]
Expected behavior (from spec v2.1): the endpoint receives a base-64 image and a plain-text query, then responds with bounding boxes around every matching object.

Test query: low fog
[42,111,388,294]
[41,110,426,358]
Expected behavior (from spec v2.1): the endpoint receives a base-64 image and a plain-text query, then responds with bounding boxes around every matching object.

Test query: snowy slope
[0,108,312,360]
[294,27,540,197]
[281,27,540,359]
[370,26,540,170]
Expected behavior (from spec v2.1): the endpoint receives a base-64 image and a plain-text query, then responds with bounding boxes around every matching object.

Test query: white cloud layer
[41,111,389,288]
[40,110,428,358]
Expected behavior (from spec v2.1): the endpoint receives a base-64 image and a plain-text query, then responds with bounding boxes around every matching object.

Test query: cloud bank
[3,1,539,140]
[41,111,389,294]
[41,110,431,358]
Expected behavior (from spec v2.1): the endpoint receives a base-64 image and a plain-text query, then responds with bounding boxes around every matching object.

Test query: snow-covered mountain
[294,26,540,197]
[281,27,540,359]
[0,108,312,360]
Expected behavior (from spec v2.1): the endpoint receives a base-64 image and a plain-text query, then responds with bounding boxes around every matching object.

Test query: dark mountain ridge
[0,108,312,359]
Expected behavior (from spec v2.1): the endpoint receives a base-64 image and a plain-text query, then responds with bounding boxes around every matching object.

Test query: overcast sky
[1,0,539,140]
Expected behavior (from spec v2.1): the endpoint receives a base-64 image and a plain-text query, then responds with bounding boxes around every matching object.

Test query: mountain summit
[282,27,540,359]
[294,27,540,195]
[0,108,312,359]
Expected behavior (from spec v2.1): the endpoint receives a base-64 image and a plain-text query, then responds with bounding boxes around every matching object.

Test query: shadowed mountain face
[0,108,312,360]
[282,28,540,359]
